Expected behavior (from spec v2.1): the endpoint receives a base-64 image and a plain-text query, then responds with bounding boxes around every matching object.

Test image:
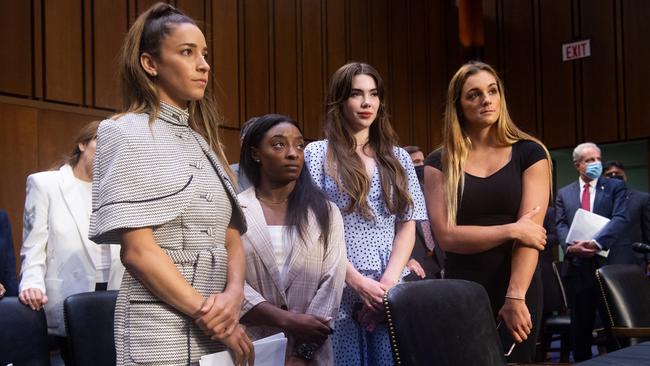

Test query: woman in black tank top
[422,61,552,363]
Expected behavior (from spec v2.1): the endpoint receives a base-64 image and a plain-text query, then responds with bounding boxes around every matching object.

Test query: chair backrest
[596,264,650,346]
[384,279,506,366]
[64,290,118,366]
[0,297,50,366]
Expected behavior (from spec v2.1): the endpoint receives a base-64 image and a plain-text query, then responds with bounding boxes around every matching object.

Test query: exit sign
[562,39,591,61]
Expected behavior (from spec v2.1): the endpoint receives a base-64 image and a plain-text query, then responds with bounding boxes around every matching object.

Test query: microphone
[631,242,650,254]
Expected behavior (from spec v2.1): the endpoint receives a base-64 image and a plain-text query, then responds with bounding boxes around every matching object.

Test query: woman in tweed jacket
[89,3,253,365]
[237,115,347,365]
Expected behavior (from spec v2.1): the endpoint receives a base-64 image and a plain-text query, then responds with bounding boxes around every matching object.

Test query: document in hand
[566,208,610,258]
[199,332,287,366]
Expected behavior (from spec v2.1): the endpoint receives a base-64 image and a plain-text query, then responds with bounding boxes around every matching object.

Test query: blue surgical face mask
[585,161,602,180]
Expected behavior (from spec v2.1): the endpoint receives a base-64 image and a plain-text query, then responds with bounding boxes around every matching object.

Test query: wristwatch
[295,343,316,361]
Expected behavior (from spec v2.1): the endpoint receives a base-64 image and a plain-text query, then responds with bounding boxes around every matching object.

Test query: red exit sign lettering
[562,39,591,61]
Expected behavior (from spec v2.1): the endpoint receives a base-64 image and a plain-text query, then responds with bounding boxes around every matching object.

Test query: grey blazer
[90,103,246,365]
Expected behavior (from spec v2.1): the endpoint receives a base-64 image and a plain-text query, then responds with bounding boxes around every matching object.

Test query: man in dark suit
[555,142,628,361]
[603,161,650,271]
[0,209,18,297]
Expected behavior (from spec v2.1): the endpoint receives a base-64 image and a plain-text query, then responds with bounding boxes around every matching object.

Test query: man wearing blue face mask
[555,142,628,361]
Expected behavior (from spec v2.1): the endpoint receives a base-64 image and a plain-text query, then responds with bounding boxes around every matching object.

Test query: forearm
[240,301,288,329]
[345,261,364,290]
[382,221,415,284]
[507,245,538,298]
[121,229,203,318]
[437,224,518,254]
[224,227,245,295]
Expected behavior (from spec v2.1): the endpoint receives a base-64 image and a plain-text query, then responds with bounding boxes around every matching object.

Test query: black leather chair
[384,279,506,366]
[0,296,50,366]
[64,290,118,366]
[596,264,650,349]
[537,261,571,362]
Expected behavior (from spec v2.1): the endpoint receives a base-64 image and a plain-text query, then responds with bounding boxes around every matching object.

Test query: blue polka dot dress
[304,140,427,366]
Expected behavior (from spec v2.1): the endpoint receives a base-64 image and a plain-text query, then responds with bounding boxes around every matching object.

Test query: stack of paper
[566,208,610,258]
[199,332,287,366]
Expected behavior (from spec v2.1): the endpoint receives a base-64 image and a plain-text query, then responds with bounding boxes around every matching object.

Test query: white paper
[566,208,610,258]
[199,332,287,366]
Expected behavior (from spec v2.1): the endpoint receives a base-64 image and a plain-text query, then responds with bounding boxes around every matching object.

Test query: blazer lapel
[593,177,607,214]
[58,165,97,268]
[568,181,581,215]
[240,190,285,294]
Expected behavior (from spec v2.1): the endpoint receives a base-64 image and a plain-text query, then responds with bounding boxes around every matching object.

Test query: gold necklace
[256,194,288,205]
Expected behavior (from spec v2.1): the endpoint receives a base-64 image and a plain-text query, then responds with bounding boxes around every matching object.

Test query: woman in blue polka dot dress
[304,62,427,366]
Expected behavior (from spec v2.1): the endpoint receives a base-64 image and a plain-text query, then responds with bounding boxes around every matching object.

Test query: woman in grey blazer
[89,3,252,366]
[238,114,347,365]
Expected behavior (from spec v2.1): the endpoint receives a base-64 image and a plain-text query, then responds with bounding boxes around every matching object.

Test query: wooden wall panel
[484,0,650,148]
[540,0,576,149]
[176,0,206,28]
[324,0,346,78]
[348,0,370,63]
[428,0,449,148]
[0,103,39,270]
[37,110,99,171]
[273,0,299,119]
[243,0,271,118]
[388,0,412,145]
[499,0,537,135]
[0,1,32,96]
[580,0,619,143]
[94,0,128,110]
[623,0,650,139]
[220,127,241,164]
[44,0,84,104]
[136,0,163,15]
[409,0,430,150]
[212,0,240,128]
[369,0,390,83]
[300,0,325,139]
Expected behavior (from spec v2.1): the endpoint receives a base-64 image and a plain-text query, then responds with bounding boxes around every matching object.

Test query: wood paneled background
[0,0,461,270]
[483,0,650,148]
[1,0,649,271]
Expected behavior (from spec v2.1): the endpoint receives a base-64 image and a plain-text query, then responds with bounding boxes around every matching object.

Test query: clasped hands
[353,275,397,332]
[194,289,254,366]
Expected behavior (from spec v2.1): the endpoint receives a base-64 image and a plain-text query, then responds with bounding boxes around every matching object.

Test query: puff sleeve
[89,117,195,245]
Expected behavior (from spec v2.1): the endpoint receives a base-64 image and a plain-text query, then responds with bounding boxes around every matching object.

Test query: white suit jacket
[239,188,347,365]
[19,164,124,336]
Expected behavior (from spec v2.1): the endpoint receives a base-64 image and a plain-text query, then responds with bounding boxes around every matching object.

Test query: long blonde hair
[324,62,413,219]
[441,61,552,224]
[117,2,233,179]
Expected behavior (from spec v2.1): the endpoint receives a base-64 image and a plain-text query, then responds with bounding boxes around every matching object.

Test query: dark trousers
[565,257,603,362]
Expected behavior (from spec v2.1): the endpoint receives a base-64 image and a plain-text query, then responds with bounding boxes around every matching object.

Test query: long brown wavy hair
[116,2,232,178]
[440,61,552,224]
[324,62,413,219]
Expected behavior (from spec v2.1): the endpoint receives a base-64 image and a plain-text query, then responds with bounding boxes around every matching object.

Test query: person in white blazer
[18,121,124,344]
